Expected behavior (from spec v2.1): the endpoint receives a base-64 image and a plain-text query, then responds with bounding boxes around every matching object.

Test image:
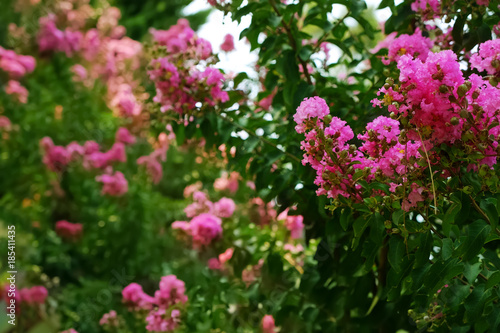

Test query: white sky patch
[184,0,394,75]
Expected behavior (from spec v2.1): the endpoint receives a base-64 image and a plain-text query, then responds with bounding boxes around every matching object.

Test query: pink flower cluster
[183,190,236,219]
[208,247,234,270]
[297,41,500,212]
[277,209,304,239]
[137,131,171,184]
[410,0,441,20]
[122,275,187,332]
[55,220,83,241]
[213,171,239,193]
[249,198,277,225]
[242,259,264,286]
[3,285,48,307]
[381,28,433,65]
[220,34,235,52]
[40,129,132,196]
[99,310,118,327]
[36,4,145,119]
[148,19,229,117]
[470,39,500,75]
[262,315,276,333]
[172,213,223,249]
[96,171,128,196]
[0,46,35,103]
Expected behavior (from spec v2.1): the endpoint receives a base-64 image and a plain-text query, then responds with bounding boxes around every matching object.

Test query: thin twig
[417,129,438,215]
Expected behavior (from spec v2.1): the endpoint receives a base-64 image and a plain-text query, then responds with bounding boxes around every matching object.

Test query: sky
[183,0,395,74]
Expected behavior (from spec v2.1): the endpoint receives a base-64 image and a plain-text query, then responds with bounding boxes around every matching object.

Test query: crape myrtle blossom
[172,210,223,249]
[470,39,500,75]
[296,45,500,212]
[0,46,35,103]
[220,34,235,52]
[262,315,277,333]
[148,19,229,118]
[55,220,83,241]
[380,28,433,65]
[122,275,187,332]
[96,171,128,196]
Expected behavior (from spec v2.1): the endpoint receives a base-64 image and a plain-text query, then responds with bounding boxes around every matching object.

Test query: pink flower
[99,310,118,326]
[262,315,276,333]
[154,275,188,309]
[208,257,222,270]
[189,213,223,247]
[0,116,12,131]
[21,286,48,304]
[5,80,28,103]
[122,283,154,310]
[55,220,83,240]
[60,329,79,333]
[71,64,87,81]
[42,143,70,172]
[145,308,181,332]
[218,248,234,265]
[382,28,433,65]
[294,96,330,133]
[115,127,136,145]
[285,215,304,239]
[213,171,239,193]
[96,171,128,196]
[214,198,236,218]
[470,39,500,75]
[220,34,235,52]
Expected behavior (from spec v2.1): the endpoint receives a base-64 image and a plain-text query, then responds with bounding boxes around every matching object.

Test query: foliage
[0,0,500,332]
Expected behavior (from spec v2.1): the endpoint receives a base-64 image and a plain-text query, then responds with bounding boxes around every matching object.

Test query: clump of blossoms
[381,28,433,65]
[55,220,83,241]
[0,46,36,103]
[122,275,187,332]
[296,43,500,212]
[35,2,145,119]
[147,19,229,120]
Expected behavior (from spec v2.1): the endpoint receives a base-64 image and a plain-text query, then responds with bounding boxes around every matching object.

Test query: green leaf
[464,284,488,323]
[392,210,405,226]
[464,262,482,283]
[441,238,454,260]
[423,258,463,295]
[388,236,405,273]
[486,271,500,290]
[352,215,372,249]
[414,231,433,268]
[480,198,499,229]
[299,45,314,61]
[339,207,352,231]
[459,220,491,262]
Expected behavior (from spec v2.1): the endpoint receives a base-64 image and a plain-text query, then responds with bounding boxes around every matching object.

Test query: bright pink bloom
[115,127,136,145]
[99,310,118,326]
[218,248,234,265]
[5,80,28,103]
[214,198,236,218]
[189,213,222,247]
[382,28,433,65]
[220,34,235,52]
[154,275,188,309]
[294,96,330,133]
[262,315,276,333]
[122,283,154,310]
[208,258,221,270]
[470,39,500,75]
[285,215,304,239]
[213,171,239,193]
[55,220,83,240]
[96,171,128,196]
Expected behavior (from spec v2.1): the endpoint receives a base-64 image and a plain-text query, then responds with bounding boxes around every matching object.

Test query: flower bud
[323,114,332,125]
[472,89,480,99]
[450,117,459,126]
[457,84,469,97]
[439,85,448,93]
[489,76,498,87]
[492,59,500,69]
[459,109,469,118]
